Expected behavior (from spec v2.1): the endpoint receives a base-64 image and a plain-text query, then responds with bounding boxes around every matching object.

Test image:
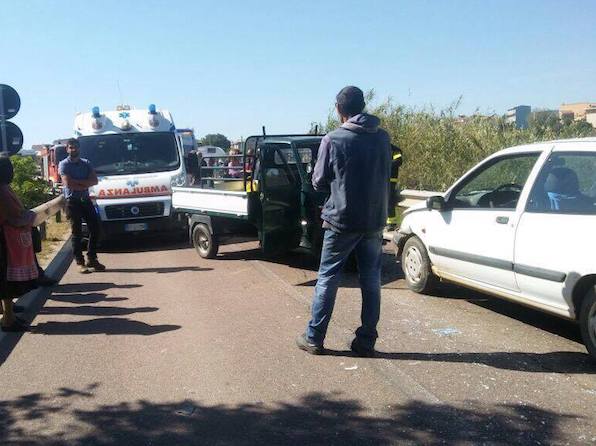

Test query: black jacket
[312,113,391,232]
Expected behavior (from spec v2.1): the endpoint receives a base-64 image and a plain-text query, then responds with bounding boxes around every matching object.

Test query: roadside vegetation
[198,133,231,150]
[9,155,68,265]
[314,93,596,191]
[10,155,52,208]
[37,218,70,267]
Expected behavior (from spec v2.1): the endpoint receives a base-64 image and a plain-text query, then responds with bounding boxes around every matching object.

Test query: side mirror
[426,195,446,211]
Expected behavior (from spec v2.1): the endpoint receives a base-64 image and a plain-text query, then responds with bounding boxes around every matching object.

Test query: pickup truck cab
[394,137,596,359]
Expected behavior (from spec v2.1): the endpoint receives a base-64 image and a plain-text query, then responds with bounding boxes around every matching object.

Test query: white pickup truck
[394,137,596,359]
[172,134,326,259]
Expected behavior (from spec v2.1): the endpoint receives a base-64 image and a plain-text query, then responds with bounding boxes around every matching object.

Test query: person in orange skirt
[0,155,38,331]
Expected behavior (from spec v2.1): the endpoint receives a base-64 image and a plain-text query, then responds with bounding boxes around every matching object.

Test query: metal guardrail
[398,189,442,209]
[29,190,432,237]
[29,189,437,227]
[32,190,434,244]
[32,195,65,239]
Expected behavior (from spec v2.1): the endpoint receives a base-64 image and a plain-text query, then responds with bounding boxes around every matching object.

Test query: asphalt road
[1,237,595,445]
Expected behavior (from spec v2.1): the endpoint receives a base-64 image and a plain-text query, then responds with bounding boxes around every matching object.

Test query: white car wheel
[401,236,437,294]
[404,245,423,283]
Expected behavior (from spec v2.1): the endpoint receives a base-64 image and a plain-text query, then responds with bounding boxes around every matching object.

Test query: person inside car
[544,167,593,212]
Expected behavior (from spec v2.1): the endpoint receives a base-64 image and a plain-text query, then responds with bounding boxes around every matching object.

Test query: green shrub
[10,155,51,208]
[317,93,596,191]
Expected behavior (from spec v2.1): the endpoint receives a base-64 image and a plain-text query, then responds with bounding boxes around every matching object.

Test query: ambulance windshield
[78,132,180,175]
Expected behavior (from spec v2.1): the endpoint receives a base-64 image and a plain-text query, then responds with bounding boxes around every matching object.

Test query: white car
[395,137,596,359]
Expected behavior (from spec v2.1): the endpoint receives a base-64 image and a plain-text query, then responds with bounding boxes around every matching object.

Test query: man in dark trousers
[297,86,391,357]
[58,138,105,274]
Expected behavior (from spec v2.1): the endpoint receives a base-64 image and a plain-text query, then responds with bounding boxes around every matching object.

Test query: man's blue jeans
[306,229,383,349]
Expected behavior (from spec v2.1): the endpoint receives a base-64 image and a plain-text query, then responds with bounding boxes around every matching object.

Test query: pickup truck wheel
[192,223,218,259]
[579,287,596,360]
[401,236,437,294]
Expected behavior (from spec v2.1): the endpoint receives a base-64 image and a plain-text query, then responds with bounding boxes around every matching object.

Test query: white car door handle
[496,216,509,224]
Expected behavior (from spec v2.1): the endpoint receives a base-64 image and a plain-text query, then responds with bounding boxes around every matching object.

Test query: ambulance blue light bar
[91,106,103,130]
[148,104,157,114]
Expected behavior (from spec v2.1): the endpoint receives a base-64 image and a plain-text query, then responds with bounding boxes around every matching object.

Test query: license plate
[124,223,148,232]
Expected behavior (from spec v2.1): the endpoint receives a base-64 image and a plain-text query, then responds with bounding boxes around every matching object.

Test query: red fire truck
[39,141,68,188]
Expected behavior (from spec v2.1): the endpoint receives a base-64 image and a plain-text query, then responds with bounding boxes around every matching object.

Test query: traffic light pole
[0,85,8,155]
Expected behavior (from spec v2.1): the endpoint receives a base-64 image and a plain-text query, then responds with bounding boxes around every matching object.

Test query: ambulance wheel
[192,223,218,259]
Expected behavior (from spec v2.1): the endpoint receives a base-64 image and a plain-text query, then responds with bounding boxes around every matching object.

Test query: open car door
[259,143,302,255]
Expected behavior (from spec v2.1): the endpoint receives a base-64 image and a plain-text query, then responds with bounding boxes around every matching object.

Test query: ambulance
[73,105,187,237]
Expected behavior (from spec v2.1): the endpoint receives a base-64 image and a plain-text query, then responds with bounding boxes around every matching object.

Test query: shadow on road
[216,247,320,270]
[218,247,404,287]
[30,317,180,336]
[39,306,159,317]
[53,282,143,293]
[1,279,144,366]
[99,236,189,254]
[48,283,142,304]
[421,283,585,345]
[472,297,583,343]
[49,293,128,304]
[0,280,177,368]
[322,350,596,374]
[47,282,142,305]
[293,252,404,288]
[105,266,212,274]
[0,386,575,445]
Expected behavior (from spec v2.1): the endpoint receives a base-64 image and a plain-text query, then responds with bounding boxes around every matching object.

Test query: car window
[262,145,296,187]
[265,167,292,187]
[526,152,596,215]
[273,147,312,165]
[451,154,540,209]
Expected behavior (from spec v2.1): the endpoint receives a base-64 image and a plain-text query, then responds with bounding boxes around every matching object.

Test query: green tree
[559,119,594,138]
[198,134,231,150]
[10,155,51,208]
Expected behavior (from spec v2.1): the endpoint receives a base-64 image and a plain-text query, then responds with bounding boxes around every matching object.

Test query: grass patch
[37,218,71,268]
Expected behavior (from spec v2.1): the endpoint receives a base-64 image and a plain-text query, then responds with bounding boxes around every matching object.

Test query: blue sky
[2,0,595,148]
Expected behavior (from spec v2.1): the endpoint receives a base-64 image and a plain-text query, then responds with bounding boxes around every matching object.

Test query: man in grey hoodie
[297,86,391,357]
